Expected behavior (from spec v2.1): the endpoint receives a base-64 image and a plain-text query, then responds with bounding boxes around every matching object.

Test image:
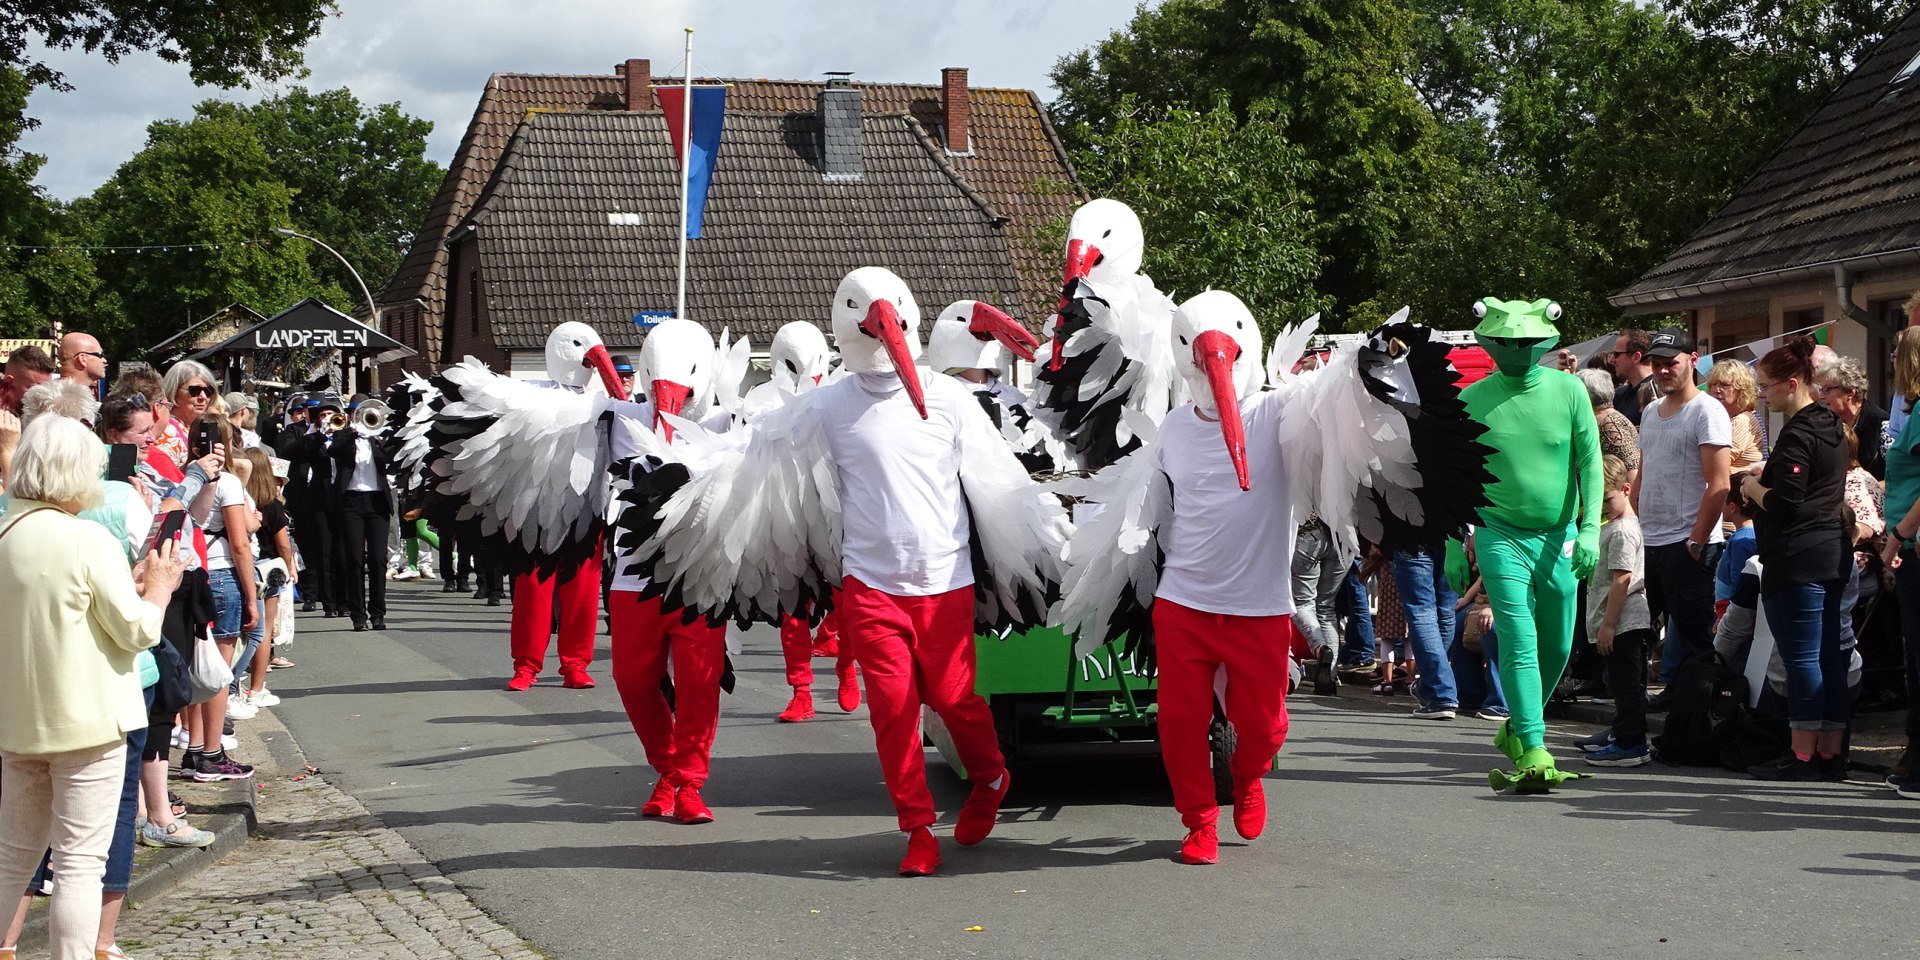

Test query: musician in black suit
[288,394,344,615]
[330,394,396,631]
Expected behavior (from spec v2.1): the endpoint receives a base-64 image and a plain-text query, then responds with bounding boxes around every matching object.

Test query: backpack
[1654,653,1751,767]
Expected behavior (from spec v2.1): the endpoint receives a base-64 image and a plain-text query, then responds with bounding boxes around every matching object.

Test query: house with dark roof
[377,60,1084,377]
[1612,8,1920,400]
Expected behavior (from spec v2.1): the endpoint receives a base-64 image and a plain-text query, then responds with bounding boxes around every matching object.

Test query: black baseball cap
[1646,327,1696,359]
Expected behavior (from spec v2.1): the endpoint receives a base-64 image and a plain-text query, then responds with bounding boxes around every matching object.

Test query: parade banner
[656,84,728,239]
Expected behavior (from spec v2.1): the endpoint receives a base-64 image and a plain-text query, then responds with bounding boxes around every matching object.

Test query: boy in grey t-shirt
[1584,454,1656,766]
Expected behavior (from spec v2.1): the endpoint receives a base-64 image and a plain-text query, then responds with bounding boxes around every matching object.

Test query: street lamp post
[274,226,383,391]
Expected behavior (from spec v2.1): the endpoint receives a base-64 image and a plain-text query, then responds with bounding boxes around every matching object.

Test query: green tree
[0,65,122,339]
[1072,95,1325,335]
[3,0,333,93]
[84,112,344,357]
[195,87,442,304]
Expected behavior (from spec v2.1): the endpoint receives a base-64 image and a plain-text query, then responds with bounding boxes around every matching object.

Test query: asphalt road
[268,581,1920,960]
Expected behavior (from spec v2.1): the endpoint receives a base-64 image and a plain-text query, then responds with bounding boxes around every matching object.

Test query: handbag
[188,627,234,704]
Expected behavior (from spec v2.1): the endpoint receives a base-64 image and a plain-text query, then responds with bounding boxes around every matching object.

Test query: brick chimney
[941,67,970,154]
[618,58,653,111]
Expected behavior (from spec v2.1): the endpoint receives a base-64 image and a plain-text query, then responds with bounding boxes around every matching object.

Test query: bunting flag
[654,84,729,239]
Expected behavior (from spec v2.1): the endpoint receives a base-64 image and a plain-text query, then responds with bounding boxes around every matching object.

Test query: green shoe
[1489,748,1588,794]
[1493,719,1524,764]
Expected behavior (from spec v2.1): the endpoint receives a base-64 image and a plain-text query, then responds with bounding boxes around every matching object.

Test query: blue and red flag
[655,84,728,239]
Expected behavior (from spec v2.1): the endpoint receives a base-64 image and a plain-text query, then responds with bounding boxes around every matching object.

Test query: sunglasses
[183,384,215,398]
[74,350,106,360]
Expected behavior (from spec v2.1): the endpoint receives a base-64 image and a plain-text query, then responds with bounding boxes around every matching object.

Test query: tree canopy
[2,0,333,94]
[1051,0,1909,338]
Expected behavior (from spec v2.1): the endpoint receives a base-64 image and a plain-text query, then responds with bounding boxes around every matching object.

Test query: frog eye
[1472,302,1488,318]
[1546,303,1563,322]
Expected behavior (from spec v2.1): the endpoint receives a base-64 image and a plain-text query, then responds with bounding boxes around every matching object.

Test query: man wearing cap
[224,391,262,451]
[290,393,346,615]
[1634,327,1731,694]
[611,354,637,400]
[329,393,396,630]
[276,393,309,451]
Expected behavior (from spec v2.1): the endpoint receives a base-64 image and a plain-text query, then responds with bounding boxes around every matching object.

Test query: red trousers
[609,591,726,788]
[842,576,1004,832]
[508,552,601,676]
[779,591,850,688]
[1153,598,1293,829]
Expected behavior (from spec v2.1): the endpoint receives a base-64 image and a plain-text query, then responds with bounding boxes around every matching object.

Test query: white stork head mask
[1171,290,1265,492]
[769,321,833,393]
[926,300,1041,374]
[1062,198,1146,293]
[638,317,716,440]
[545,321,628,400]
[832,267,927,418]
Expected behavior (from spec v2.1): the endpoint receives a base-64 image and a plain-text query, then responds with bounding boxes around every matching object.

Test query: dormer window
[1891,49,1920,87]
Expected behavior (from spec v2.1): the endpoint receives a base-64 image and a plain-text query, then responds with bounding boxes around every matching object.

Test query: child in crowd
[1580,454,1655,766]
[1716,489,1758,606]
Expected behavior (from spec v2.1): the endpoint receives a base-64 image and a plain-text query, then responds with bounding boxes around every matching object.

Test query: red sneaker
[641,780,676,818]
[1179,823,1219,865]
[836,662,861,713]
[898,827,940,876]
[812,638,839,658]
[1231,778,1266,840]
[954,771,1010,846]
[777,689,815,722]
[675,785,714,824]
[561,668,595,689]
[505,669,535,692]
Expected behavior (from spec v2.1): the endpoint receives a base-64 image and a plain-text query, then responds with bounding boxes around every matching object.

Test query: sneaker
[1231,778,1266,840]
[1178,823,1219,865]
[954,771,1011,846]
[1584,742,1651,767]
[249,688,281,707]
[225,693,259,720]
[1899,779,1920,801]
[139,818,215,848]
[1473,707,1510,721]
[1574,729,1616,754]
[561,667,596,689]
[641,780,676,818]
[1888,771,1914,790]
[505,669,536,692]
[1312,646,1339,696]
[1410,704,1457,720]
[191,756,253,782]
[836,662,861,713]
[777,689,815,722]
[1645,690,1672,712]
[1817,754,1849,782]
[898,826,940,876]
[1748,754,1821,782]
[674,785,714,824]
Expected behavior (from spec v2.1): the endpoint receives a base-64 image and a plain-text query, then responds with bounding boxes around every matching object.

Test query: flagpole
[676,27,694,321]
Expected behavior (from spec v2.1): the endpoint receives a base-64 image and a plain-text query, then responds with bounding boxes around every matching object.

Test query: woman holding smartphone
[182,415,254,782]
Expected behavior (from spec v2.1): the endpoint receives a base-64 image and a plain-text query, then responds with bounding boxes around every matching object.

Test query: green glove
[1572,523,1599,582]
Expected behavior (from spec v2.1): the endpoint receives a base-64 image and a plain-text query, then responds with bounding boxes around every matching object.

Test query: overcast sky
[19,1,1140,202]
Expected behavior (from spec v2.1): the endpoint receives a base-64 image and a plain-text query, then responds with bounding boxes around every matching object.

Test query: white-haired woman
[1578,368,1640,493]
[156,361,217,468]
[0,416,182,960]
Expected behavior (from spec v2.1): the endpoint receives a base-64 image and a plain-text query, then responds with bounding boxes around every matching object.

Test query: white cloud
[19,0,1134,201]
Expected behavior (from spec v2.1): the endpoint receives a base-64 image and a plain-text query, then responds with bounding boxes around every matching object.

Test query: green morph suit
[1459,297,1603,792]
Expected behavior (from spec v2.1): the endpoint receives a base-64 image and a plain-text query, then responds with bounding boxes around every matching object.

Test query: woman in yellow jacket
[0,416,181,960]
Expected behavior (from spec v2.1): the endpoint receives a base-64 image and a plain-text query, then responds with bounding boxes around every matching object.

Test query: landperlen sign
[251,326,371,350]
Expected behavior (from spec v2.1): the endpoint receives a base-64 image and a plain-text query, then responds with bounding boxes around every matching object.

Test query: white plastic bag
[189,631,234,704]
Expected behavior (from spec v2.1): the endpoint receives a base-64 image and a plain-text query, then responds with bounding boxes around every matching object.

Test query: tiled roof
[1613,8,1920,309]
[378,71,1083,362]
[464,109,1027,349]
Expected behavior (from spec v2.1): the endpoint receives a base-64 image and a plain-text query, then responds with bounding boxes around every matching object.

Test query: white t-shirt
[606,400,733,594]
[201,473,250,571]
[1151,393,1296,617]
[817,372,980,596]
[1636,390,1732,546]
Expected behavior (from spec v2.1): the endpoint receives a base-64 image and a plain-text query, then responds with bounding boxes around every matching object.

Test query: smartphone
[140,508,187,558]
[188,421,220,460]
[106,443,139,479]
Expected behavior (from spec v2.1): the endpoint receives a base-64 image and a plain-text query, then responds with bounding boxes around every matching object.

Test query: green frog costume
[1459,297,1603,793]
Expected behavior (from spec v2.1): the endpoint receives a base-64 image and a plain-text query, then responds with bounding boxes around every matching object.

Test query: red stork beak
[1051,239,1104,371]
[812,373,824,385]
[859,299,927,419]
[649,379,692,441]
[583,344,629,401]
[1192,329,1249,491]
[968,302,1038,363]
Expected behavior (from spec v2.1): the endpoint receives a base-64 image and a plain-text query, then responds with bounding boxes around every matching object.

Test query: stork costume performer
[607,318,743,824]
[1055,292,1491,863]
[1459,298,1603,793]
[624,267,1068,876]
[927,300,1058,473]
[747,322,862,723]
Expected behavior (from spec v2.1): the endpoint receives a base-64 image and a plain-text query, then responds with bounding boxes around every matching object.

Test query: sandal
[268,656,294,669]
[169,790,187,817]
